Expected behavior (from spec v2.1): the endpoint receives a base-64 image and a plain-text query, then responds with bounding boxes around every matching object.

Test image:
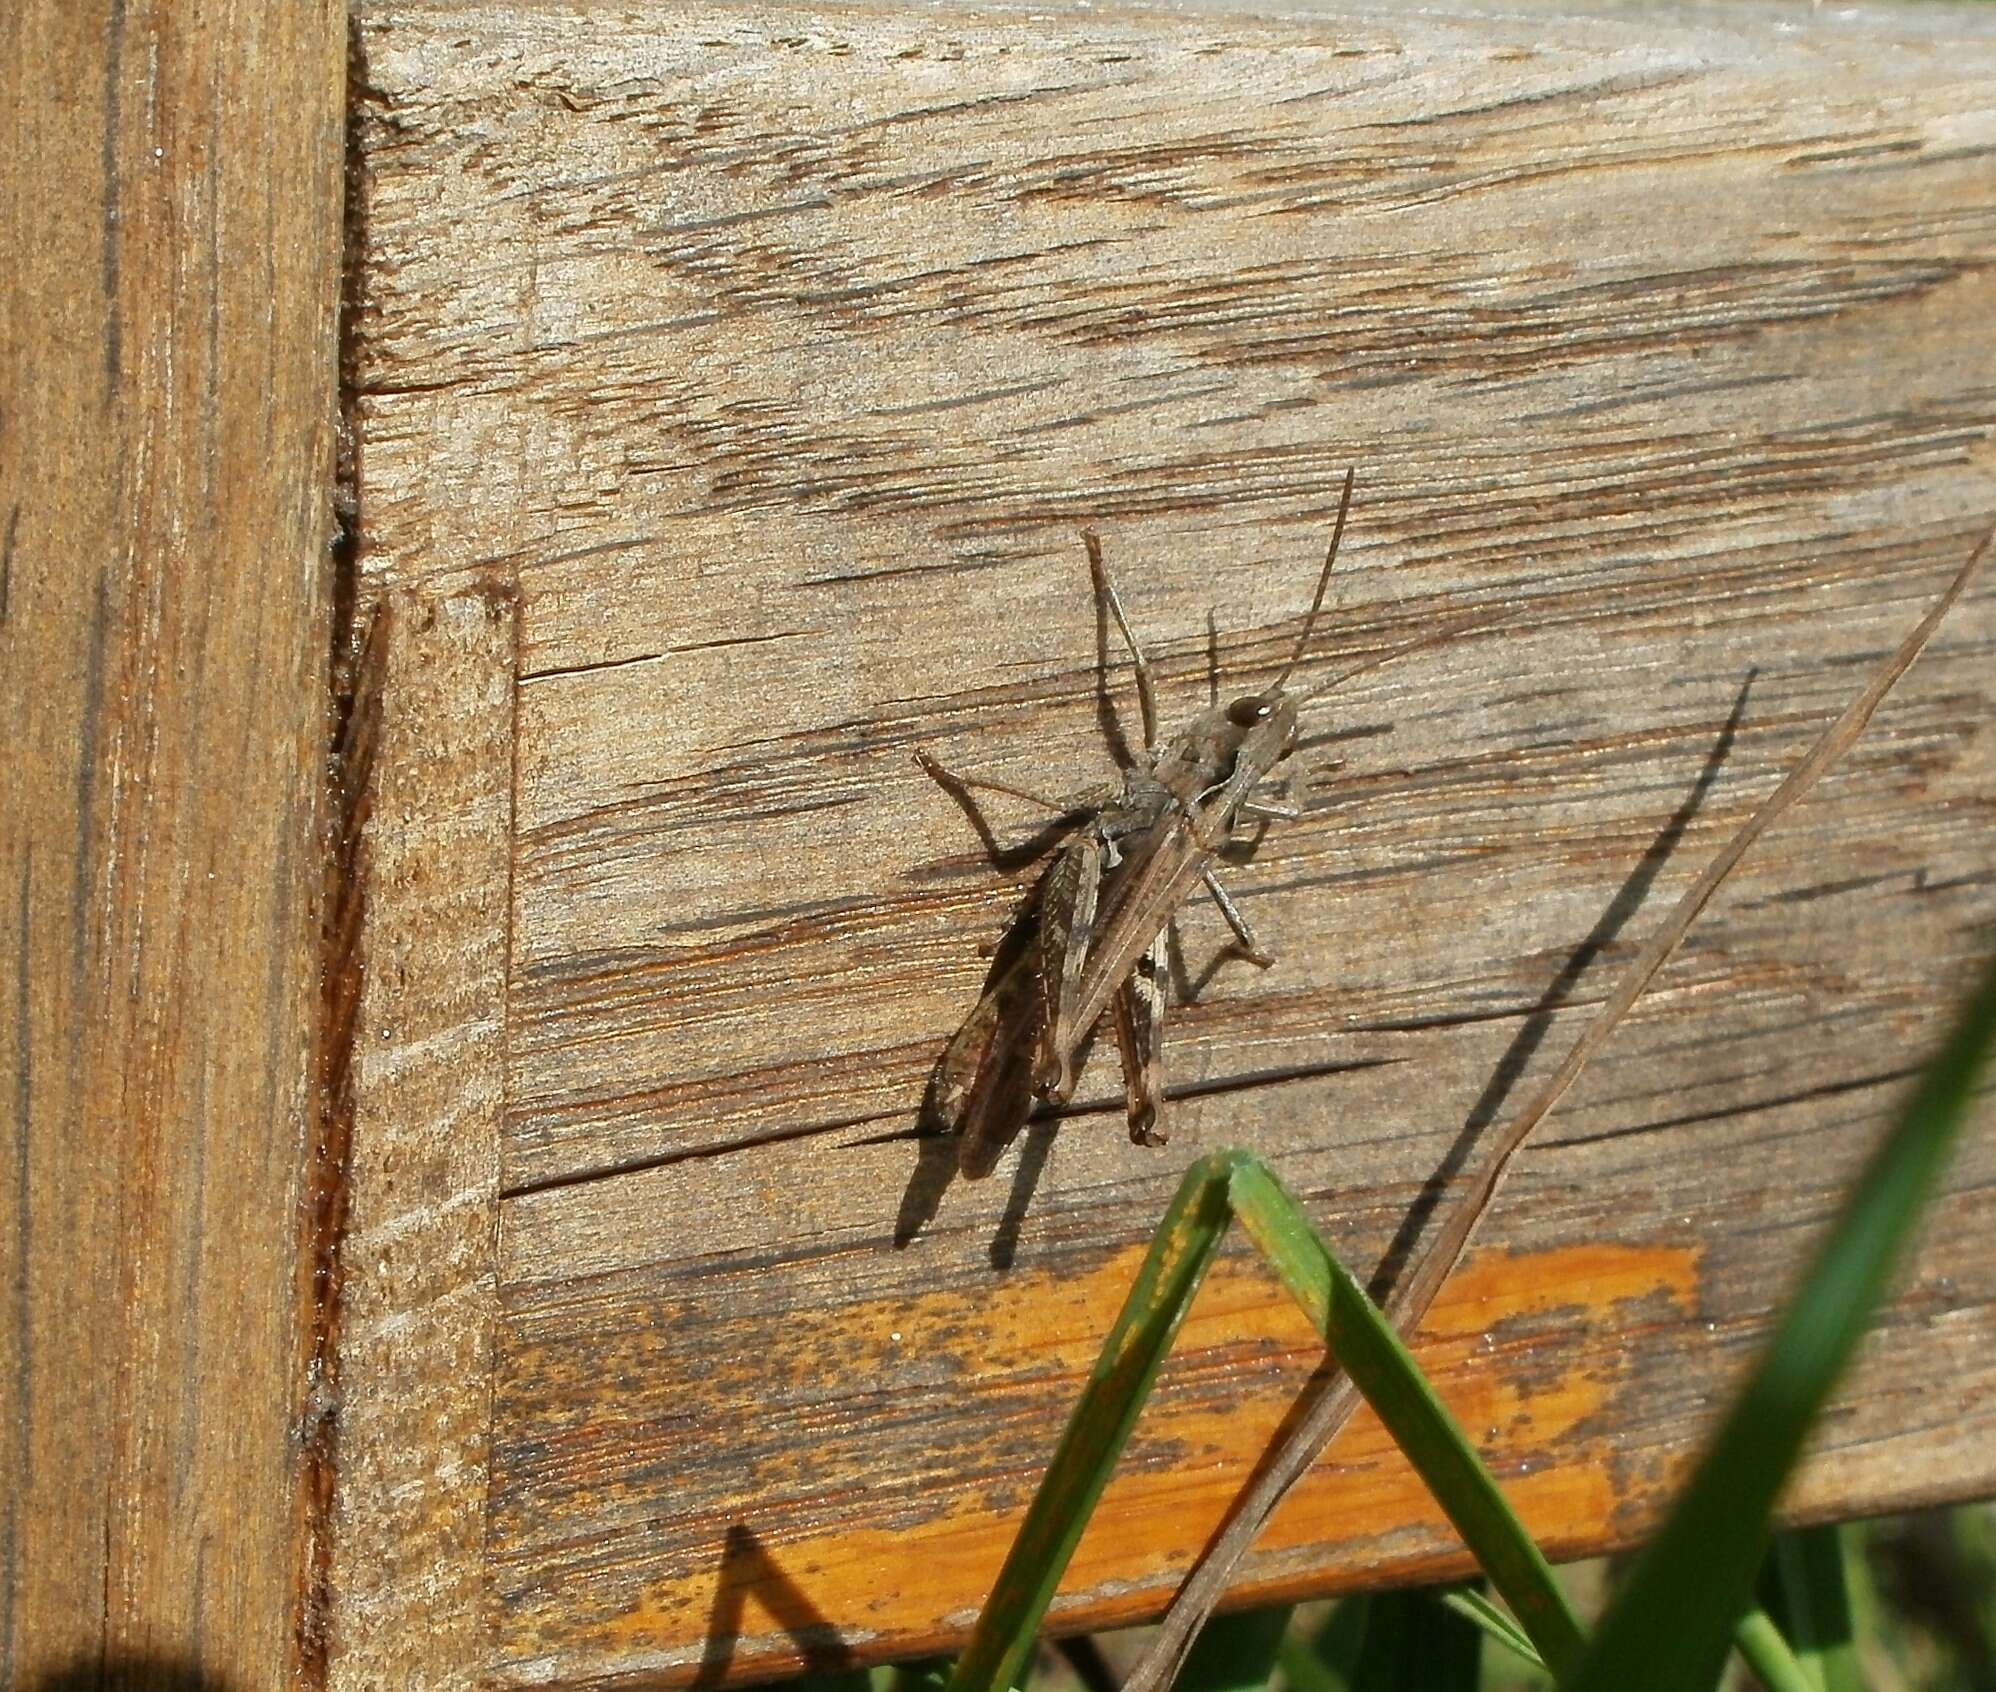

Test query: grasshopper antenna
[1272,466,1357,692]
[1288,605,1514,708]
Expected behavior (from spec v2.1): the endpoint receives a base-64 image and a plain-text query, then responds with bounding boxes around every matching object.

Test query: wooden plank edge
[312,584,519,1691]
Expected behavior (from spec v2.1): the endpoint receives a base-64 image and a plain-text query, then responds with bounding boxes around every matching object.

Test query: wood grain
[347,1,1996,1684]
[321,590,514,1692]
[0,1,344,1687]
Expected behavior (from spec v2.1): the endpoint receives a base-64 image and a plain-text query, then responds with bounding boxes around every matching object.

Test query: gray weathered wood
[346,1,1996,1684]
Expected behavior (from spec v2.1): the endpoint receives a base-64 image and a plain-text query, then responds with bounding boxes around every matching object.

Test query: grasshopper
[924,471,1378,1179]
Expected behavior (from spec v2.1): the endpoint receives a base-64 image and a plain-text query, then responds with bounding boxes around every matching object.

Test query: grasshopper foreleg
[1201,869,1274,967]
[1084,530,1161,753]
[912,749,1101,819]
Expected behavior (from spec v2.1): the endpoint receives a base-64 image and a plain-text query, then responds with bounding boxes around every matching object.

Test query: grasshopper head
[1224,692,1301,759]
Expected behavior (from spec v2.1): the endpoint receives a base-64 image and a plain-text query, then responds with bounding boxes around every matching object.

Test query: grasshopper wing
[933,941,1044,1180]
[1033,830,1105,1104]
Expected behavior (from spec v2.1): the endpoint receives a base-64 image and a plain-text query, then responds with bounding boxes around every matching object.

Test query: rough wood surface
[0,2,344,1687]
[322,590,514,1690]
[347,1,1996,1685]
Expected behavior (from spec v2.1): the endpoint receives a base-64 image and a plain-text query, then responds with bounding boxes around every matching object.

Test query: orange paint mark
[533,1236,1700,1683]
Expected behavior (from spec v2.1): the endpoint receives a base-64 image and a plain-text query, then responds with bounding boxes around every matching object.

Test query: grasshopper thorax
[1151,691,1301,808]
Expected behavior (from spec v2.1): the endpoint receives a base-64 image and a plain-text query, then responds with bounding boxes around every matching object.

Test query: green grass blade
[944,1151,1248,1692]
[1173,1605,1293,1692]
[1732,1607,1817,1692]
[1946,1503,1996,1674]
[1760,1525,1859,1692]
[1282,1597,1372,1692]
[874,1658,954,1692]
[1229,1160,1585,1678]
[1276,1634,1332,1692]
[1440,1588,1546,1671]
[1563,951,1996,1692]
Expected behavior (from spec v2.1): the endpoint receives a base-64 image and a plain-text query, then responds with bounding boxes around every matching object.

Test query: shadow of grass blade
[1564,950,1996,1692]
[1173,1605,1293,1692]
[1348,1589,1483,1687]
[944,1151,1251,1692]
[1229,1160,1585,1678]
[1759,1525,1861,1692]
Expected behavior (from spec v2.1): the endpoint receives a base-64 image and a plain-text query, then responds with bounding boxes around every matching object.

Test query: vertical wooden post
[0,3,345,1686]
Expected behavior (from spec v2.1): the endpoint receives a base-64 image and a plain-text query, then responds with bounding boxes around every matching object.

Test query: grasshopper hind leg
[1112,933,1171,1146]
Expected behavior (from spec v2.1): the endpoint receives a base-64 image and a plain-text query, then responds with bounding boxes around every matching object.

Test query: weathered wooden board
[347,0,1996,1685]
[322,589,515,1692]
[0,2,345,1688]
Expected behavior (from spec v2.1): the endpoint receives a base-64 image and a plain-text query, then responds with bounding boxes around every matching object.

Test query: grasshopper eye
[1226,694,1276,727]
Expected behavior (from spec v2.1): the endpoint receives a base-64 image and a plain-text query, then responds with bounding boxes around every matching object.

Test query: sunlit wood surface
[1,2,344,1687]
[343,2,1996,1686]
